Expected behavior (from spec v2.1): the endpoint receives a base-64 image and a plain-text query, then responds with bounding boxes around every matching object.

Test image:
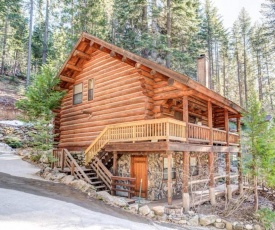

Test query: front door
[131,156,147,198]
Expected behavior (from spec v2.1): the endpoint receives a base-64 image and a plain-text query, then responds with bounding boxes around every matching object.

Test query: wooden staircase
[52,149,108,191]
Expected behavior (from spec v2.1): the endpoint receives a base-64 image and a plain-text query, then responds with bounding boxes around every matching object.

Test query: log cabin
[52,32,244,210]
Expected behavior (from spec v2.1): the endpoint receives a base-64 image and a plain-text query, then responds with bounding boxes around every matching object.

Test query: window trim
[73,83,83,105]
[88,78,94,101]
[163,157,176,180]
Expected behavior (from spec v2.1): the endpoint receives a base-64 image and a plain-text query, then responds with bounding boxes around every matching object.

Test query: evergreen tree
[243,93,275,211]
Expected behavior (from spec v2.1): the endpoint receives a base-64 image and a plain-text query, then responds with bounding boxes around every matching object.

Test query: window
[163,157,176,180]
[190,157,199,176]
[88,79,94,101]
[73,83,83,105]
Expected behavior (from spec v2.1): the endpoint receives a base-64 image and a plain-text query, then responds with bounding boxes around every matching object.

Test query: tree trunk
[141,1,148,58]
[26,0,33,87]
[42,0,50,64]
[243,35,248,108]
[236,49,243,107]
[222,53,226,97]
[256,50,263,102]
[166,0,171,68]
[1,13,8,76]
[265,55,274,111]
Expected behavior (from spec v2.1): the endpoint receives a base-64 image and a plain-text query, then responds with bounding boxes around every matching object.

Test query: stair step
[90,181,103,185]
[89,177,98,180]
[95,185,106,189]
[86,172,96,176]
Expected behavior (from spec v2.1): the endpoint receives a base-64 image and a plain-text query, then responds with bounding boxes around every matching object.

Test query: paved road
[0,150,178,230]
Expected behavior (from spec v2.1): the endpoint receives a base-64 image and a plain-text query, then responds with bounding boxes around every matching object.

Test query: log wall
[58,52,148,150]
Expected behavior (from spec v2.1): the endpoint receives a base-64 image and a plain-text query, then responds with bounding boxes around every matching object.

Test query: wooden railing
[52,149,91,184]
[90,156,136,198]
[111,176,136,198]
[188,123,210,142]
[213,129,227,144]
[85,118,186,164]
[229,133,239,145]
[91,156,112,189]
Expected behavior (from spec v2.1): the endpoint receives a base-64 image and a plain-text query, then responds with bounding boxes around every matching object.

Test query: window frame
[73,83,83,105]
[163,157,176,180]
[88,78,94,101]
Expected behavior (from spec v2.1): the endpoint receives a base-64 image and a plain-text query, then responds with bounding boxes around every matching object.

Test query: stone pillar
[182,151,190,211]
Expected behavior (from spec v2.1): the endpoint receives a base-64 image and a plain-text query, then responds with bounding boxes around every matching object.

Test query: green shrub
[29,153,42,162]
[4,137,23,148]
[257,208,275,229]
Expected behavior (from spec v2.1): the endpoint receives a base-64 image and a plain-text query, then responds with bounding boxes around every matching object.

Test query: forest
[0,0,275,111]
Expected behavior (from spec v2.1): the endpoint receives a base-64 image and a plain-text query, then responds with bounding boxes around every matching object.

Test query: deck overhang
[104,142,240,153]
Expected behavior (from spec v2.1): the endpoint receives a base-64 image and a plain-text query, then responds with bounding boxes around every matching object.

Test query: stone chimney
[197,54,210,88]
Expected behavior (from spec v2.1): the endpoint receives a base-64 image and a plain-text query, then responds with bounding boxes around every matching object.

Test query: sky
[212,0,265,29]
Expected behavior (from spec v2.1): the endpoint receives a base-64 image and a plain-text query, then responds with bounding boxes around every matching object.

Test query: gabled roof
[57,32,244,115]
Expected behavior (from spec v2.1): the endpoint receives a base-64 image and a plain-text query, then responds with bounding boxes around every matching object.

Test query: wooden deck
[85,118,240,164]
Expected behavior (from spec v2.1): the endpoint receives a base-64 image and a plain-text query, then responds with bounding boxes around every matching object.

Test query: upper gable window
[73,83,83,105]
[88,79,94,101]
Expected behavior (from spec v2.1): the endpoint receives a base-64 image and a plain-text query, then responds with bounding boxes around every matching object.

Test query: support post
[224,109,232,200]
[182,95,189,142]
[167,151,173,205]
[112,151,118,196]
[208,101,216,205]
[182,151,190,211]
[237,118,243,195]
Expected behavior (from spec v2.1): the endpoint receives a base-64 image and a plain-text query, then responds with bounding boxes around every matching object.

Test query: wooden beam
[168,78,188,91]
[110,51,116,57]
[60,75,75,83]
[73,50,91,60]
[104,142,169,152]
[153,90,193,101]
[54,86,68,92]
[208,101,213,145]
[183,95,189,142]
[135,62,141,69]
[182,151,190,211]
[90,41,95,47]
[66,64,82,72]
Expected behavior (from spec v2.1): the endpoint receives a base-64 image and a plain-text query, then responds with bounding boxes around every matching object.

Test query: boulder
[214,222,226,229]
[70,180,91,192]
[226,222,233,230]
[179,220,187,225]
[139,205,151,216]
[245,225,253,230]
[216,218,222,223]
[151,206,165,216]
[188,215,199,226]
[253,225,261,230]
[40,153,49,164]
[97,191,128,207]
[234,223,244,230]
[199,215,217,226]
[54,173,66,181]
[61,175,75,185]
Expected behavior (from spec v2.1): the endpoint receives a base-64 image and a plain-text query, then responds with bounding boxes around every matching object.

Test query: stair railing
[52,149,91,184]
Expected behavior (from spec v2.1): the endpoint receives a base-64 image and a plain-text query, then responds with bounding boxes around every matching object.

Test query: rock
[214,222,226,229]
[40,154,49,164]
[216,218,222,223]
[147,211,155,218]
[97,191,128,207]
[151,206,165,216]
[199,215,217,226]
[189,215,199,226]
[45,172,53,180]
[129,203,139,212]
[70,180,91,192]
[226,222,233,230]
[245,225,253,230]
[139,205,151,216]
[158,214,168,222]
[234,223,244,230]
[55,173,66,181]
[253,225,261,230]
[187,211,195,215]
[61,175,75,185]
[179,220,187,224]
